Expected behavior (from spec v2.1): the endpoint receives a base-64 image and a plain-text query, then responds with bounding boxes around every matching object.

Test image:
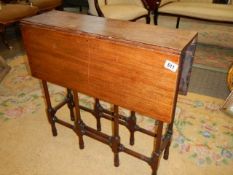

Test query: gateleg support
[163,128,173,160]
[94,99,102,131]
[128,111,136,145]
[73,90,85,149]
[112,105,120,167]
[42,80,57,136]
[66,89,75,121]
[150,121,164,175]
[163,91,177,160]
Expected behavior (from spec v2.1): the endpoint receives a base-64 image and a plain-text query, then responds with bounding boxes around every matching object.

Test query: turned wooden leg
[73,90,85,149]
[163,140,171,160]
[66,89,75,121]
[94,99,102,131]
[112,105,120,167]
[42,80,57,136]
[163,113,175,160]
[151,121,163,175]
[163,94,176,160]
[163,127,173,160]
[128,111,136,145]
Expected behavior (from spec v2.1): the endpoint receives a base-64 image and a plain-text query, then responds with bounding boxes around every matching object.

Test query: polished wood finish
[21,11,197,175]
[21,11,196,123]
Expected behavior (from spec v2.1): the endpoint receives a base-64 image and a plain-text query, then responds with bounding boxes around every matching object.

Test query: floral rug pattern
[0,56,233,168]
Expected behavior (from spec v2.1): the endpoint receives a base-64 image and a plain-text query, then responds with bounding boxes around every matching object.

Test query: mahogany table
[21,10,197,175]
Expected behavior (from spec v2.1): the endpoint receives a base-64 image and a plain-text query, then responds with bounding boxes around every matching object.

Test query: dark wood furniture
[21,11,197,175]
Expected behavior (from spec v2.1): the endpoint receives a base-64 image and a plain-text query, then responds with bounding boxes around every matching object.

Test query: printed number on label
[164,60,178,72]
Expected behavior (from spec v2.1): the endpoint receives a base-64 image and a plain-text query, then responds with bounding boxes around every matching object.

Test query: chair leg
[146,13,151,24]
[56,5,64,11]
[176,17,180,29]
[0,29,13,50]
[153,11,159,25]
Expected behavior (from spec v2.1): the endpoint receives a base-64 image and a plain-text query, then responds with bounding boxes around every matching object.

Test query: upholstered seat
[0,3,38,49]
[159,2,233,22]
[0,0,62,49]
[153,0,233,27]
[0,4,38,25]
[88,0,150,23]
[101,4,148,21]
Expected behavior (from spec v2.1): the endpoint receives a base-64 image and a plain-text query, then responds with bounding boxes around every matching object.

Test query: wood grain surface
[21,11,197,123]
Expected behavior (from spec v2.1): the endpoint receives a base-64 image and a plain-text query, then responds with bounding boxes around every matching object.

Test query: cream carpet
[0,56,233,175]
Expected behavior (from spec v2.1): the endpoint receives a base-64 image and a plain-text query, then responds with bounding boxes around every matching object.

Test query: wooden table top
[22,10,197,55]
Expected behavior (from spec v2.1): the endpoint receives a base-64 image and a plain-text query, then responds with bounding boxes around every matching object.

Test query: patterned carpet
[158,16,233,71]
[0,56,232,175]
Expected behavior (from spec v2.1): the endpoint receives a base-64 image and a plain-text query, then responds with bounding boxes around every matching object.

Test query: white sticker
[164,60,178,72]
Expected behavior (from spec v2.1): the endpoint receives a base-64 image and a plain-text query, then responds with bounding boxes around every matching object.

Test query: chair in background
[29,0,63,12]
[0,3,38,49]
[153,0,233,27]
[88,0,150,24]
[0,0,62,49]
